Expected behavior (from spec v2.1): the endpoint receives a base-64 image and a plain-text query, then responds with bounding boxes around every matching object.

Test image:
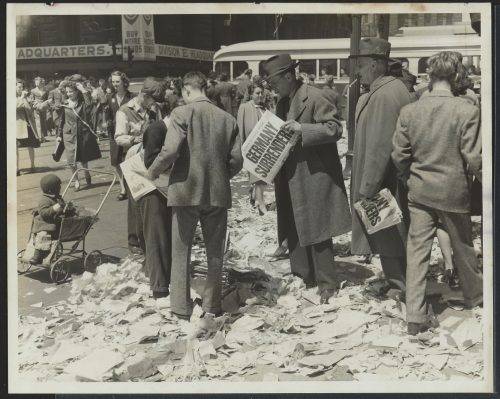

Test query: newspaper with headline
[242,110,300,184]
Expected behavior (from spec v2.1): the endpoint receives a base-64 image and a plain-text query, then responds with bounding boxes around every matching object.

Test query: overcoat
[58,91,102,165]
[213,81,236,116]
[275,82,351,247]
[351,75,413,256]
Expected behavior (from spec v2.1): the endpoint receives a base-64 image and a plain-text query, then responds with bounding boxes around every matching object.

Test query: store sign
[16,44,115,60]
[156,44,215,62]
[121,14,156,61]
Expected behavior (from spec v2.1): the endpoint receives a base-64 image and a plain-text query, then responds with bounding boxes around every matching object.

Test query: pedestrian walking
[16,78,40,175]
[58,76,102,191]
[146,71,243,321]
[322,75,341,118]
[350,38,413,294]
[30,77,50,143]
[391,51,483,335]
[262,54,351,304]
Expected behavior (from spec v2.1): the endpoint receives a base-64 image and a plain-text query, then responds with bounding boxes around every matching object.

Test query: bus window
[233,61,249,79]
[319,59,338,79]
[339,59,350,78]
[418,57,429,74]
[297,59,316,76]
[215,62,230,78]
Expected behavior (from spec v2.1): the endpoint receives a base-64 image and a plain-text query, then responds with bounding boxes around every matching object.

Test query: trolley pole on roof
[342,14,361,180]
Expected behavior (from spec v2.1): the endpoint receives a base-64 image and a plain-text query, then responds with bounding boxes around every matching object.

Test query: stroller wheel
[84,250,103,273]
[17,249,32,274]
[50,258,70,284]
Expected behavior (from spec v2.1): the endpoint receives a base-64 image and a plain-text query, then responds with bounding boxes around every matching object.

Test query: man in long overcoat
[262,54,351,304]
[350,38,413,291]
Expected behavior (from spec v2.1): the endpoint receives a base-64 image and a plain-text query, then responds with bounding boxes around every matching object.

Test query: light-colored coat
[351,75,413,256]
[391,89,481,213]
[147,97,243,208]
[16,96,39,139]
[275,82,351,247]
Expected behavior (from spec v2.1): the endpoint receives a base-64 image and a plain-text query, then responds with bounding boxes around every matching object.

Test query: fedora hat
[262,54,299,79]
[349,37,391,59]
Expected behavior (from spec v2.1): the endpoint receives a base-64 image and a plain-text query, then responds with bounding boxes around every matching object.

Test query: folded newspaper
[120,152,170,201]
[242,110,300,184]
[353,188,403,235]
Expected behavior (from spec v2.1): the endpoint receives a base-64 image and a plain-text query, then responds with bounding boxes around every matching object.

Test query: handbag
[52,138,65,162]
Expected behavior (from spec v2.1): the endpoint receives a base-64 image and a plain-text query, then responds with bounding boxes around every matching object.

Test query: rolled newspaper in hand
[353,188,402,235]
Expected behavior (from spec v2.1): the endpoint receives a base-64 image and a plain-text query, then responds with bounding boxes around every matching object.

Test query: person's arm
[38,198,63,222]
[285,93,343,146]
[359,93,408,199]
[146,108,187,179]
[391,111,412,185]
[460,105,482,183]
[114,109,135,149]
[228,122,243,178]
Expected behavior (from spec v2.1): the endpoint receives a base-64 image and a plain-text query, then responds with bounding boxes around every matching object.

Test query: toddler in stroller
[30,174,77,264]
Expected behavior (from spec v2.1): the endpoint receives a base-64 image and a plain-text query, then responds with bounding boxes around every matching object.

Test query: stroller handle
[62,168,117,215]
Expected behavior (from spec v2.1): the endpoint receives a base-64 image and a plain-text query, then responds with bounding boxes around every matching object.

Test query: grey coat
[351,75,413,256]
[275,82,351,247]
[392,89,481,213]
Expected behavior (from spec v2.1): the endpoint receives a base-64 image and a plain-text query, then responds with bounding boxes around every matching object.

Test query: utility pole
[343,14,361,180]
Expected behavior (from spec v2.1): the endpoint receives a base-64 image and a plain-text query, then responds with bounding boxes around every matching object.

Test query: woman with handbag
[16,78,40,176]
[57,77,102,191]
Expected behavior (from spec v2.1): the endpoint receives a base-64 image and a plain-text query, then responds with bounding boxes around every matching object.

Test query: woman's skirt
[17,124,40,148]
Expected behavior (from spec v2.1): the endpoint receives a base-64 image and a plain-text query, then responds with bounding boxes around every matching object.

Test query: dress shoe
[407,322,429,336]
[153,289,169,299]
[85,176,92,186]
[116,192,128,201]
[319,289,336,304]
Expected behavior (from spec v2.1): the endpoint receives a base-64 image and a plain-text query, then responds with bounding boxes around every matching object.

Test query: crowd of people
[18,36,483,337]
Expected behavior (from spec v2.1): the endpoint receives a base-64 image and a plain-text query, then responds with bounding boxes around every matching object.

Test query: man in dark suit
[322,75,341,118]
[147,71,243,320]
[262,54,351,304]
[213,72,236,116]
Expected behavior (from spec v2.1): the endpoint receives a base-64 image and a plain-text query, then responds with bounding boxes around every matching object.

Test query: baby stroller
[17,168,116,283]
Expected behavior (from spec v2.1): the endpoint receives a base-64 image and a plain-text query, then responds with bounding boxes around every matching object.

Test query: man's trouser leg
[125,179,142,252]
[310,239,336,291]
[380,255,407,291]
[438,210,483,308]
[406,203,437,324]
[139,192,172,293]
[199,206,227,314]
[170,206,199,317]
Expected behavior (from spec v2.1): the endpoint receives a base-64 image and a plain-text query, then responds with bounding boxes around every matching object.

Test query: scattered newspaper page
[242,110,300,184]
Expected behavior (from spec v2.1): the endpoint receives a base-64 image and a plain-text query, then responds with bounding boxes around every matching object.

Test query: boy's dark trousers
[124,179,144,253]
[170,205,227,317]
[137,191,172,293]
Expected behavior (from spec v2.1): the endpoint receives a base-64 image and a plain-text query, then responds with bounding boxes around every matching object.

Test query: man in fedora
[350,37,413,295]
[262,54,351,304]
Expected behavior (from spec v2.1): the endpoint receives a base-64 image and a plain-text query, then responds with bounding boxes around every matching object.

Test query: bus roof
[214,32,481,62]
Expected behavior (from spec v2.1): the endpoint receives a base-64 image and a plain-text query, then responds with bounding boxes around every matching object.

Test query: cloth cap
[40,174,62,196]
[349,37,391,59]
[262,54,299,79]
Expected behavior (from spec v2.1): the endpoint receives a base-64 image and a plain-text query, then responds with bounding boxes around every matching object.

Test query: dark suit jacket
[147,97,243,208]
[275,82,351,247]
[213,81,236,116]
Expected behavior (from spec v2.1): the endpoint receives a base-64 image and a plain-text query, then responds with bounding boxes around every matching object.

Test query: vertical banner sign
[121,14,156,61]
